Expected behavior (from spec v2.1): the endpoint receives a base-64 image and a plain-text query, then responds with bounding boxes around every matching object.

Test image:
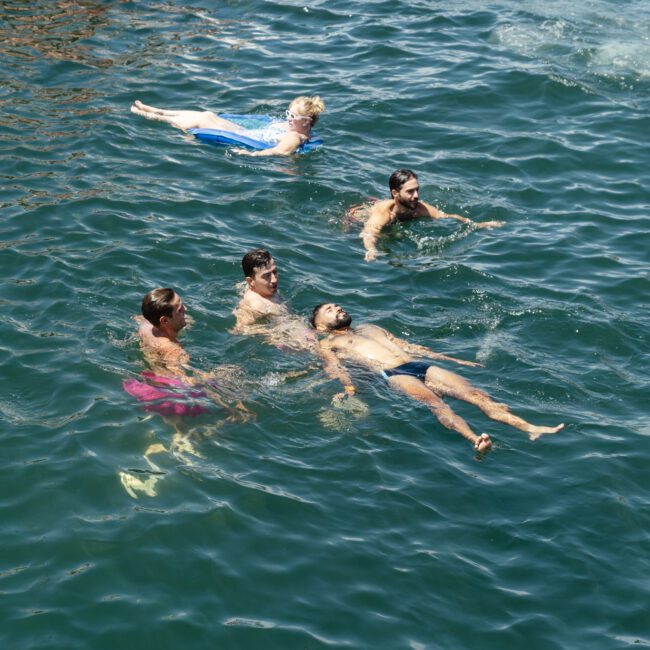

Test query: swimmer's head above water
[242,248,279,299]
[287,95,325,127]
[389,169,420,211]
[309,303,353,331]
[141,287,187,334]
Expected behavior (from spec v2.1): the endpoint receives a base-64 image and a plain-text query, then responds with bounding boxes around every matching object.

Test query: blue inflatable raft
[189,114,323,153]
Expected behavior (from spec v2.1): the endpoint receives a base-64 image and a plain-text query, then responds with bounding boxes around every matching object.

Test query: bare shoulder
[319,334,333,350]
[368,200,393,222]
[140,334,188,370]
[234,291,287,329]
[233,293,257,328]
[277,131,302,150]
[136,318,154,341]
[246,290,285,315]
[417,201,442,218]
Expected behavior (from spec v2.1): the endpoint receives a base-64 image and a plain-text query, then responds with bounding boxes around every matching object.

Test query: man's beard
[397,195,418,212]
[332,312,352,330]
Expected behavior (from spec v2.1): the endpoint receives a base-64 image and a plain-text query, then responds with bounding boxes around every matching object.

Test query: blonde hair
[289,95,325,125]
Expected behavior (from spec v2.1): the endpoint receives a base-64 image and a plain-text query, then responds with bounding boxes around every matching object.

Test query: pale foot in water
[171,433,203,459]
[474,433,493,452]
[144,443,167,458]
[119,471,160,499]
[130,100,168,122]
[129,100,190,129]
[528,423,565,441]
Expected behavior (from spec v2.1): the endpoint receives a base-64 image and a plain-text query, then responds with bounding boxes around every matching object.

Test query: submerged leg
[119,471,160,498]
[130,99,243,131]
[424,366,564,441]
[387,374,492,451]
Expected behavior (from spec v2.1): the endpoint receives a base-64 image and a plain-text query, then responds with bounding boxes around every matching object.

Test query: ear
[245,276,254,288]
[391,188,399,199]
[313,315,327,331]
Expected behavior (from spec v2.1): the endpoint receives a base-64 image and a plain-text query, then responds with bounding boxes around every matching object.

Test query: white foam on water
[492,3,650,83]
[591,40,650,78]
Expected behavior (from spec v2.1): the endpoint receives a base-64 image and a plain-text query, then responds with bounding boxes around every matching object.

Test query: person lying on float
[130,95,324,156]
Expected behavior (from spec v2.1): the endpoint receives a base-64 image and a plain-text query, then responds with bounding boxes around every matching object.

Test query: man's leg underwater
[424,366,564,440]
[386,374,492,451]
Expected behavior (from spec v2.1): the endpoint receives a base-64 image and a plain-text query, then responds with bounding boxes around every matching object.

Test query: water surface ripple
[1,0,649,647]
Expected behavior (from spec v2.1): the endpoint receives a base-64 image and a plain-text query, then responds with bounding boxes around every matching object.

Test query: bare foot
[132,100,168,115]
[119,471,159,498]
[528,423,565,441]
[130,100,171,123]
[474,432,492,452]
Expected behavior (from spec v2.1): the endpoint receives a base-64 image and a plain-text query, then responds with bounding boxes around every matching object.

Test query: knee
[434,407,457,429]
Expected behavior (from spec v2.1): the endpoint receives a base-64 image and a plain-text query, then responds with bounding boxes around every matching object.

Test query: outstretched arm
[232,132,303,157]
[383,330,482,367]
[318,343,356,397]
[360,206,391,262]
[420,201,505,229]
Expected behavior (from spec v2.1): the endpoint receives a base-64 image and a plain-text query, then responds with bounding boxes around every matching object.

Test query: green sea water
[1,1,649,647]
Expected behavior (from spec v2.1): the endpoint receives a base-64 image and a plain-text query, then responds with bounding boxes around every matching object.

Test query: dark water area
[1,0,649,647]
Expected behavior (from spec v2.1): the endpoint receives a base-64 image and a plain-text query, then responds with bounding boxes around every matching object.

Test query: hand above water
[474,220,505,229]
[455,359,484,367]
[332,385,356,404]
[474,433,492,452]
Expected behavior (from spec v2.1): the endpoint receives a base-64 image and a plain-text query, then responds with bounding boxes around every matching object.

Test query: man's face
[317,303,352,331]
[164,293,186,332]
[393,177,420,210]
[247,259,279,298]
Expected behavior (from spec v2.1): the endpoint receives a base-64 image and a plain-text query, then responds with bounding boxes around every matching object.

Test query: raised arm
[360,204,391,262]
[232,132,303,157]
[420,201,505,229]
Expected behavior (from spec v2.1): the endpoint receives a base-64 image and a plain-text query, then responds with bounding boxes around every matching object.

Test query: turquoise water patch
[1,0,648,648]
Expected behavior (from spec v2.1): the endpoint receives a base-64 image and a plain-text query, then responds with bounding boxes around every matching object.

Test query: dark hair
[389,169,418,193]
[309,303,327,329]
[242,249,273,278]
[142,288,176,327]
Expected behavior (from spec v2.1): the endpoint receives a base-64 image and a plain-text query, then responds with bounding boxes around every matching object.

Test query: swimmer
[135,287,250,416]
[130,95,325,157]
[123,289,251,498]
[310,303,564,452]
[360,169,505,261]
[232,249,317,352]
[233,249,287,330]
[137,287,189,376]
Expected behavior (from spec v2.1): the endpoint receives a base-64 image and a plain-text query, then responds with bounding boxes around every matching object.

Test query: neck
[292,124,311,137]
[153,324,177,343]
[391,200,417,219]
[249,288,280,302]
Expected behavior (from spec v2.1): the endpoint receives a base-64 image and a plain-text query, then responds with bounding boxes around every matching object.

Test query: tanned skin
[312,303,564,452]
[360,176,505,261]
